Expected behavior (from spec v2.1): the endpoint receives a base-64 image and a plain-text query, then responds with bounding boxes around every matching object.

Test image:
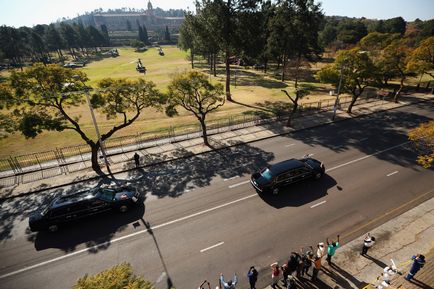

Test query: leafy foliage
[408,121,434,168]
[72,262,154,289]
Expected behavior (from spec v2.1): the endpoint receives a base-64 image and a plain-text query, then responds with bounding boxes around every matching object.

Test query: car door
[88,198,111,215]
[275,171,292,187]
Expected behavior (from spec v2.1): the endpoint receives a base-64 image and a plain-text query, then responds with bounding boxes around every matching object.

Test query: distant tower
[147,0,154,16]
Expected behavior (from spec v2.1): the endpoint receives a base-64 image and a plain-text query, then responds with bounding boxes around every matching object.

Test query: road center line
[311,200,327,208]
[387,171,399,177]
[228,180,250,188]
[224,176,240,181]
[285,144,295,147]
[326,141,409,173]
[200,242,224,253]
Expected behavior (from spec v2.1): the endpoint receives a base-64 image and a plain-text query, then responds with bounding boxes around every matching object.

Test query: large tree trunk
[281,55,287,82]
[90,143,106,177]
[286,94,299,127]
[394,76,405,103]
[191,49,194,69]
[347,95,360,113]
[199,118,209,147]
[225,50,232,101]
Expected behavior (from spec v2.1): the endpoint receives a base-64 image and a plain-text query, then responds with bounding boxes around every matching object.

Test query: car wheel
[272,188,279,195]
[119,205,129,213]
[48,225,58,232]
[315,172,323,179]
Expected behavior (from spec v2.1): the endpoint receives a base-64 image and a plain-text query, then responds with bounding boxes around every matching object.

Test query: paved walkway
[0,93,433,200]
[260,197,434,289]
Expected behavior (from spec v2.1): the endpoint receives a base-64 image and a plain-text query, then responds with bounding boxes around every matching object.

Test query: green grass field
[1,45,404,158]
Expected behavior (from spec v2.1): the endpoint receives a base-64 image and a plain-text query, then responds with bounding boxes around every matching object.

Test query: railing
[0,94,384,186]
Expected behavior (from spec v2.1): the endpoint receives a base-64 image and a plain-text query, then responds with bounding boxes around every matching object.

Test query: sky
[0,0,433,28]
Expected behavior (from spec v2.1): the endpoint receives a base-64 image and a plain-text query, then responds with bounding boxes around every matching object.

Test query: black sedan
[29,186,142,232]
[251,156,325,194]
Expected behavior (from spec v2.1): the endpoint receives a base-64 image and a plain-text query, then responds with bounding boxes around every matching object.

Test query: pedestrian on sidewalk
[404,254,426,281]
[361,233,375,256]
[287,252,301,276]
[133,152,140,168]
[247,266,258,289]
[311,256,322,281]
[301,246,314,276]
[198,280,211,289]
[326,235,340,266]
[281,263,289,287]
[316,242,325,259]
[270,262,281,289]
[220,273,238,289]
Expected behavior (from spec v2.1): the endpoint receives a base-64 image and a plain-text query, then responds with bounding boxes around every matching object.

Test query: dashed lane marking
[200,242,224,253]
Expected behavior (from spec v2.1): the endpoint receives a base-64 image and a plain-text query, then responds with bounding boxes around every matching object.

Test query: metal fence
[0,94,384,186]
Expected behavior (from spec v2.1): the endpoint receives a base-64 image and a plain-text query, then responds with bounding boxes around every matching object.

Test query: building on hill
[90,0,184,32]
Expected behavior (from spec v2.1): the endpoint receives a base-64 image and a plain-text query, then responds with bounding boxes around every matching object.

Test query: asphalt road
[0,101,433,289]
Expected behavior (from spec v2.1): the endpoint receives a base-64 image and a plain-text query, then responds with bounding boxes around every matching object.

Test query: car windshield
[260,167,273,180]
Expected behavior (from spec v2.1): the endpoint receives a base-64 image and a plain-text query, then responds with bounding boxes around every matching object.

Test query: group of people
[268,234,341,289]
[198,232,426,289]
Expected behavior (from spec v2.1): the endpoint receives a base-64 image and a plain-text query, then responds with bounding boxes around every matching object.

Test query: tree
[142,25,150,45]
[379,39,413,102]
[408,121,434,169]
[336,19,368,44]
[46,24,65,59]
[60,22,79,59]
[100,24,110,46]
[1,64,164,177]
[317,48,378,113]
[73,262,153,289]
[166,71,225,146]
[281,85,311,126]
[384,17,406,35]
[126,20,132,31]
[164,25,171,42]
[178,12,197,69]
[407,36,434,80]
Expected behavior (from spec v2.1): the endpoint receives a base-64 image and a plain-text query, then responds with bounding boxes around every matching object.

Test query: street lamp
[72,75,112,176]
[332,66,343,121]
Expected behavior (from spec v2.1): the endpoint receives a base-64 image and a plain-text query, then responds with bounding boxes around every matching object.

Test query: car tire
[119,205,129,213]
[48,224,58,232]
[272,188,279,195]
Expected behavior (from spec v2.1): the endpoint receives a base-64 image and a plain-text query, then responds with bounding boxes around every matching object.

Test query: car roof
[51,190,97,209]
[269,159,305,175]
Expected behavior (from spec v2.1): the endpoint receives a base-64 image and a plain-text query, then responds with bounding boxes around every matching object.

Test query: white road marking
[310,200,327,208]
[0,194,257,280]
[326,141,409,173]
[285,144,295,147]
[1,141,410,279]
[200,241,224,253]
[228,180,250,188]
[387,171,399,177]
[224,176,240,181]
[156,272,166,283]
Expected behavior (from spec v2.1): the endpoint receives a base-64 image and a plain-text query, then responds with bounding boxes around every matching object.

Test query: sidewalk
[261,196,434,289]
[0,93,433,199]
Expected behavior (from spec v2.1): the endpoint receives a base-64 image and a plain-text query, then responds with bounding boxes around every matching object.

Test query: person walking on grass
[361,233,375,256]
[326,234,340,266]
[405,254,426,281]
[247,266,258,289]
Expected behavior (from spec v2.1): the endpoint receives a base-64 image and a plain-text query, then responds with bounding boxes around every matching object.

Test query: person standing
[301,246,314,276]
[133,152,140,168]
[316,242,325,259]
[361,233,375,256]
[311,256,322,281]
[270,262,281,289]
[220,273,238,289]
[247,266,258,289]
[326,235,340,265]
[405,254,426,281]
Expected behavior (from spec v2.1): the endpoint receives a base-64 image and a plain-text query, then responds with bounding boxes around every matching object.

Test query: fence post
[34,154,43,178]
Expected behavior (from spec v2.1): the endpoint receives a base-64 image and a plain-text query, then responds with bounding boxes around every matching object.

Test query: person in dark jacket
[405,254,426,281]
[247,266,258,289]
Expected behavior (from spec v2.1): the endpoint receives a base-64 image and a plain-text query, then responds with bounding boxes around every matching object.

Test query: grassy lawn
[0,46,341,159]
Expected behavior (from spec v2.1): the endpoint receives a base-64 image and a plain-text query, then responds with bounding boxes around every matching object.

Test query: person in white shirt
[361,233,376,256]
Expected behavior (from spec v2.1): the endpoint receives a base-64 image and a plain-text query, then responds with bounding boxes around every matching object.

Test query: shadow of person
[326,263,370,289]
[362,254,388,269]
[407,278,433,289]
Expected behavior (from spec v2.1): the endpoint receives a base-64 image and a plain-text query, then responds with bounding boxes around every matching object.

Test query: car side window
[98,189,115,202]
[49,207,69,218]
[276,172,290,182]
